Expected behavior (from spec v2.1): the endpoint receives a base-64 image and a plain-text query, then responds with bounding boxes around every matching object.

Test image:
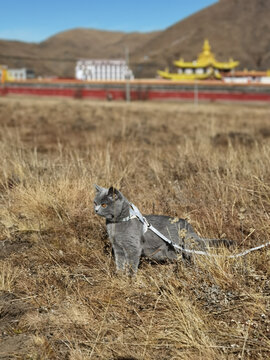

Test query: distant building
[7,68,35,80]
[223,70,270,84]
[158,39,239,81]
[75,59,134,81]
[0,66,35,81]
[0,65,8,83]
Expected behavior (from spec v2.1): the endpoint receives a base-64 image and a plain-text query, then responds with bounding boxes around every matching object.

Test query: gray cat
[94,185,230,275]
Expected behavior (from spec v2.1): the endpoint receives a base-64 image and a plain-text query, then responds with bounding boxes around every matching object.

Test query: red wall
[2,85,270,102]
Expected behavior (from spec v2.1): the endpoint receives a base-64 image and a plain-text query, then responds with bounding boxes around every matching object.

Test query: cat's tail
[202,238,233,248]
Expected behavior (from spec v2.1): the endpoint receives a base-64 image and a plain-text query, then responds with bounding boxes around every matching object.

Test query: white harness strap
[120,214,137,222]
[128,203,270,258]
[129,203,148,233]
[129,202,188,251]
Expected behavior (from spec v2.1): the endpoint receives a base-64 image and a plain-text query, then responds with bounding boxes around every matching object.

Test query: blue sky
[0,0,217,43]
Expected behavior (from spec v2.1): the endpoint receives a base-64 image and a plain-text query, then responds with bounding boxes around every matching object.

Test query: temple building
[75,59,134,81]
[158,39,239,80]
[0,65,35,82]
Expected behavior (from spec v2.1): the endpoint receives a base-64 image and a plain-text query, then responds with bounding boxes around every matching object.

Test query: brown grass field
[0,96,270,359]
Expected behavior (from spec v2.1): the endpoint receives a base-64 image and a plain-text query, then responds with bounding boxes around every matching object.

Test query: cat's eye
[101,203,107,208]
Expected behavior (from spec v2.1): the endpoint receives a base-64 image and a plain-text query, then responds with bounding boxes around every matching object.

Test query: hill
[0,29,160,77]
[0,0,270,78]
[132,0,270,77]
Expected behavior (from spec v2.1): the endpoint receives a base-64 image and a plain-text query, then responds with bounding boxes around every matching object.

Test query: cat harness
[127,203,270,258]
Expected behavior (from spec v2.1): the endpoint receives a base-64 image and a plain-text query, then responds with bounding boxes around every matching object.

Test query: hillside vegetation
[0,97,270,359]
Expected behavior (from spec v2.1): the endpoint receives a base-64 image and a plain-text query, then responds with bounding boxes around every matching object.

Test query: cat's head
[94,185,125,220]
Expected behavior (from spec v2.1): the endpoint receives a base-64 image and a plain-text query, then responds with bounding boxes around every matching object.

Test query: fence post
[125,47,130,102]
[194,81,198,105]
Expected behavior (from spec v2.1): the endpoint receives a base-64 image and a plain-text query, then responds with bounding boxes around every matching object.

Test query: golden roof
[157,68,222,81]
[174,39,239,70]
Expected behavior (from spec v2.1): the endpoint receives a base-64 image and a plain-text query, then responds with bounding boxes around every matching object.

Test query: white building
[223,71,270,84]
[75,59,134,81]
[7,68,35,80]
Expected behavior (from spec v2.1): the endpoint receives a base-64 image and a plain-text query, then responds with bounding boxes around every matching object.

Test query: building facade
[223,71,270,84]
[0,66,35,81]
[7,68,35,80]
[75,59,134,81]
[158,40,239,81]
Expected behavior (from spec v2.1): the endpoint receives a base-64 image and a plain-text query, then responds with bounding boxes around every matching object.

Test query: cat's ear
[95,184,106,193]
[108,186,122,200]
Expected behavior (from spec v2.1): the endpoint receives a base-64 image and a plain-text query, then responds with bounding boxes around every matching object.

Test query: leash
[128,203,270,258]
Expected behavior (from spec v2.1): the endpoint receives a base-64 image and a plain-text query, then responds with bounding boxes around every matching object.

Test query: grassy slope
[0,97,270,359]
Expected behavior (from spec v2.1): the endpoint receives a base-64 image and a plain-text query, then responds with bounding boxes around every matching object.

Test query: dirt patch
[258,126,270,138]
[0,334,35,359]
[0,238,32,260]
[0,292,36,359]
[211,131,256,147]
[0,291,33,331]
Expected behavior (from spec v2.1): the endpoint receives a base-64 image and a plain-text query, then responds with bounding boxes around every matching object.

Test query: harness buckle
[143,217,150,228]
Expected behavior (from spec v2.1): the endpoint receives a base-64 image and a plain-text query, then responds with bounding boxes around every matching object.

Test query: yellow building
[158,39,239,81]
[0,65,8,83]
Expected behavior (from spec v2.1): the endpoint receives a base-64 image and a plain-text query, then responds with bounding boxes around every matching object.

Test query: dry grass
[0,96,270,359]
